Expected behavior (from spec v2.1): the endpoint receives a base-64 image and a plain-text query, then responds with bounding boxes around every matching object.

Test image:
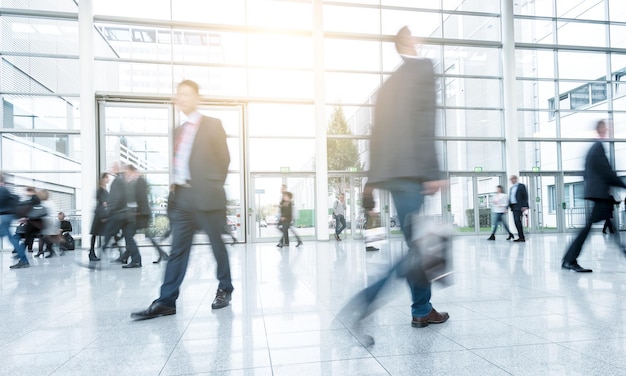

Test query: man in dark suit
[132,79,233,320]
[508,175,529,242]
[562,120,626,272]
[342,26,449,329]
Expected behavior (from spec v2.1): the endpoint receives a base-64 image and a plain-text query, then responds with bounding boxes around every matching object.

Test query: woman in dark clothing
[88,173,109,255]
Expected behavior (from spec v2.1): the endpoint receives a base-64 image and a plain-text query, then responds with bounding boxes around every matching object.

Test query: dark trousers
[102,211,140,263]
[156,205,233,308]
[279,221,301,245]
[603,218,616,234]
[564,200,616,263]
[347,180,432,318]
[512,208,525,239]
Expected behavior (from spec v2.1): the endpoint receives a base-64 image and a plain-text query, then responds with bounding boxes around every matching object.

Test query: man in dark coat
[344,26,449,329]
[562,120,626,272]
[508,175,529,242]
[132,79,233,320]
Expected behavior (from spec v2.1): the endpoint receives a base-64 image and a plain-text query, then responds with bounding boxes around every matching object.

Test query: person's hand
[522,207,529,213]
[422,180,448,195]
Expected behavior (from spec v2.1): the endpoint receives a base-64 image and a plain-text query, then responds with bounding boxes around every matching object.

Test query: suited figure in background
[132,79,233,320]
[508,175,529,242]
[88,173,109,257]
[94,162,128,261]
[563,120,626,272]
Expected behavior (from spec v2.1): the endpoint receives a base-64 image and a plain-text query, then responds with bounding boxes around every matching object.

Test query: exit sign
[280,167,290,173]
[532,166,540,172]
[473,167,483,172]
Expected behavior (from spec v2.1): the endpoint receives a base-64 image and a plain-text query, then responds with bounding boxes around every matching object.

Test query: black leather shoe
[513,238,525,242]
[45,251,55,258]
[296,241,303,247]
[130,301,176,320]
[211,289,232,309]
[507,234,514,240]
[276,243,283,248]
[561,261,592,273]
[365,246,379,251]
[122,262,142,269]
[487,234,495,241]
[152,258,161,264]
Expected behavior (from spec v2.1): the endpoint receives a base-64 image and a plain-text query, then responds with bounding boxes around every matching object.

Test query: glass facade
[2,0,626,240]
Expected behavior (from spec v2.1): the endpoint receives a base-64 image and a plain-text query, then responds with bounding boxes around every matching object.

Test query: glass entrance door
[519,173,563,233]
[99,100,246,243]
[250,174,315,242]
[448,174,505,233]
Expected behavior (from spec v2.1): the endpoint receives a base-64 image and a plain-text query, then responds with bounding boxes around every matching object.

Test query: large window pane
[514,19,554,44]
[609,0,626,22]
[519,141,558,170]
[610,25,626,49]
[248,69,312,99]
[324,5,381,33]
[326,105,374,137]
[558,51,606,80]
[516,50,555,79]
[3,95,79,131]
[105,135,169,170]
[1,16,78,55]
[95,0,172,20]
[2,56,79,94]
[443,14,500,41]
[249,139,315,171]
[446,141,503,171]
[171,0,245,24]
[248,35,312,69]
[612,112,626,138]
[2,133,82,166]
[443,0,500,13]
[557,21,607,48]
[445,78,502,108]
[103,106,169,134]
[517,80,556,110]
[381,9,442,37]
[559,111,609,138]
[248,104,314,137]
[561,142,591,171]
[517,110,557,138]
[247,0,311,30]
[445,109,503,137]
[325,72,381,103]
[514,0,554,16]
[556,0,606,20]
[444,46,501,76]
[325,39,380,72]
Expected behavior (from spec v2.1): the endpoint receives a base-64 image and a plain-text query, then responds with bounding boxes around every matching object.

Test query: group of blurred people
[0,176,74,269]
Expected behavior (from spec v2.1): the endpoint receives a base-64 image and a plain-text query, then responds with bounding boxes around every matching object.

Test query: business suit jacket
[368,57,442,187]
[174,115,230,211]
[107,173,127,215]
[510,183,529,210]
[135,175,151,230]
[584,140,626,200]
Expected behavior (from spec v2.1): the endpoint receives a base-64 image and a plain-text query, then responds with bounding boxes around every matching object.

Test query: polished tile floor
[2,231,626,375]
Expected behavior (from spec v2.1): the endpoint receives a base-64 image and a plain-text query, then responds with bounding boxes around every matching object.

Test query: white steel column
[79,0,97,249]
[502,0,519,178]
[313,0,329,241]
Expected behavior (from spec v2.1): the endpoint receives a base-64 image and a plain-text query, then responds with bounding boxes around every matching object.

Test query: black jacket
[584,141,626,200]
[509,183,529,210]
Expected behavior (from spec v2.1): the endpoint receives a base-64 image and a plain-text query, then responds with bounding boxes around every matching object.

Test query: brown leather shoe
[411,308,449,328]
